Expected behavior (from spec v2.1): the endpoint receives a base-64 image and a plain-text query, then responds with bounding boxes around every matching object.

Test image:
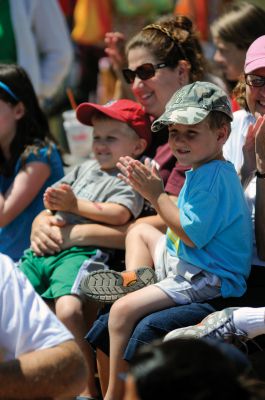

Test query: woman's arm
[255,177,265,260]
[31,208,167,255]
[0,162,50,227]
[254,116,265,260]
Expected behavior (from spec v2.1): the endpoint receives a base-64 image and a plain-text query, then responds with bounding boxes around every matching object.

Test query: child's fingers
[117,173,131,186]
[116,162,128,177]
[129,160,152,179]
[57,183,71,191]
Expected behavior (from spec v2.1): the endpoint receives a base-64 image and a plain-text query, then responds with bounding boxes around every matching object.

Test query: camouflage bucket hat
[151,81,233,132]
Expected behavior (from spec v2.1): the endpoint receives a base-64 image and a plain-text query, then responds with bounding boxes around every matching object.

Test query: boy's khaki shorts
[154,235,221,304]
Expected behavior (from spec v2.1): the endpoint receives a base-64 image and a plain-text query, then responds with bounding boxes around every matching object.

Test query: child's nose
[96,140,108,147]
[172,135,185,144]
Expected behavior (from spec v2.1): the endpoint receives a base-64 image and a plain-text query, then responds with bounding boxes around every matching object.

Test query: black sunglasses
[245,74,265,87]
[122,62,168,84]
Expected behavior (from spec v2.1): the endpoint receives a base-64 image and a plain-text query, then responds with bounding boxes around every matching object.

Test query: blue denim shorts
[85,302,215,361]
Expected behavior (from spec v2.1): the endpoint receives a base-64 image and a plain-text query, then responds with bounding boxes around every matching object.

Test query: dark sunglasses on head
[245,74,265,87]
[122,62,168,84]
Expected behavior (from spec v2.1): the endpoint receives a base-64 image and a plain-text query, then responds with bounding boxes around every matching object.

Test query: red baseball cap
[76,99,152,147]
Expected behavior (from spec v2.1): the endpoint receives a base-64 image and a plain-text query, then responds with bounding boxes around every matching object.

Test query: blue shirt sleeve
[180,189,223,249]
[24,146,54,165]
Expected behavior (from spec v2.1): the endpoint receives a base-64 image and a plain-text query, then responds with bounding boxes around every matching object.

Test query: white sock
[233,307,265,339]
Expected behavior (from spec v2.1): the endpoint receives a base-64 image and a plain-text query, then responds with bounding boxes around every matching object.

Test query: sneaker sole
[80,267,157,303]
[165,307,240,341]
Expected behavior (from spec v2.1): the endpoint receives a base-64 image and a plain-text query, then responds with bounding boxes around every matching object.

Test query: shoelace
[208,317,263,353]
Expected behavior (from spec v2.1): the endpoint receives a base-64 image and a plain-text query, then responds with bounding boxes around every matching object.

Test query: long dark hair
[0,64,61,176]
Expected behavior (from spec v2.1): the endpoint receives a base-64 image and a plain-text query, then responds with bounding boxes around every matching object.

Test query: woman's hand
[104,31,126,72]
[30,211,66,256]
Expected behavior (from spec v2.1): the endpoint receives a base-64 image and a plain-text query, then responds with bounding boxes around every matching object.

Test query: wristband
[255,170,265,179]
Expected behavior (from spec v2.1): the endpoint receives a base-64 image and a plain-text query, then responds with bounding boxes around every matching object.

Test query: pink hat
[244,35,265,74]
[76,99,152,147]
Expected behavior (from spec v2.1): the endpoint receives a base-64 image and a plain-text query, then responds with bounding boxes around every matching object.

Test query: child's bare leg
[125,223,163,270]
[96,349,110,397]
[55,295,99,398]
[105,285,175,400]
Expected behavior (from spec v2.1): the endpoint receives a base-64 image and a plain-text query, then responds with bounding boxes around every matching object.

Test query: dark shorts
[85,266,265,362]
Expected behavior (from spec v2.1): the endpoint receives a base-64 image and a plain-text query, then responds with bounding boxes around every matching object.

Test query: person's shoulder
[194,160,235,181]
[232,109,255,125]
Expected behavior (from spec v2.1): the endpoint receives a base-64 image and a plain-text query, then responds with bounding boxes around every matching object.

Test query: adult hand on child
[117,156,164,204]
[30,212,66,256]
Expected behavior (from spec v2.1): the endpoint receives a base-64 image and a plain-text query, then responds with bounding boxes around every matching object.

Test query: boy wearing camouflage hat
[80,82,253,400]
[82,82,252,305]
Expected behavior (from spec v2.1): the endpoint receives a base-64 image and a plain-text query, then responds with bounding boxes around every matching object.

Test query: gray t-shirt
[54,159,144,224]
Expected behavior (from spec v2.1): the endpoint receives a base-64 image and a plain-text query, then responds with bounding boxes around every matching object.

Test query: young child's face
[168,118,224,169]
[92,118,143,170]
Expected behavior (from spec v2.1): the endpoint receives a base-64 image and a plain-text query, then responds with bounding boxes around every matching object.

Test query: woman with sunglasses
[223,34,265,266]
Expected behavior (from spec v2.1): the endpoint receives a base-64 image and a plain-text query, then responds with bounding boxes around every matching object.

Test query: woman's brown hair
[126,15,205,83]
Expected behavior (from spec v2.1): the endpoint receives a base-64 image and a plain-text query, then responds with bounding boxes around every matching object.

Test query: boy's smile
[92,119,144,171]
[168,119,226,169]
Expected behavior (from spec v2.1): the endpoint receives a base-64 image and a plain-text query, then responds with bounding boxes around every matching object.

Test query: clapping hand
[117,156,164,204]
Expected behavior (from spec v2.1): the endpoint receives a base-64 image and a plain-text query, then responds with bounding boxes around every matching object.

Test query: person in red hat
[19,98,151,400]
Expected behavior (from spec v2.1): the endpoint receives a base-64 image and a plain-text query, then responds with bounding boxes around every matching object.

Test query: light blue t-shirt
[166,160,253,298]
[0,144,64,261]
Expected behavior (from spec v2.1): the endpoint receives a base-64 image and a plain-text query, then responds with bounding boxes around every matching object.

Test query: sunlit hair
[126,15,205,82]
[233,75,248,111]
[206,111,232,136]
[0,64,62,176]
[211,2,265,50]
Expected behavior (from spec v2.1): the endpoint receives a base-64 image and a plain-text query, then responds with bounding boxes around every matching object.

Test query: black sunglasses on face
[245,74,265,87]
[122,62,168,84]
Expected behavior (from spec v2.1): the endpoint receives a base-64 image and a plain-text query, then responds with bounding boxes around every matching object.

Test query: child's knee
[109,297,132,331]
[127,222,152,240]
[55,295,83,324]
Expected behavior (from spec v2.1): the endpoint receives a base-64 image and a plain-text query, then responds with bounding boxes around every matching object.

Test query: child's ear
[217,124,230,145]
[133,138,148,157]
[14,102,25,120]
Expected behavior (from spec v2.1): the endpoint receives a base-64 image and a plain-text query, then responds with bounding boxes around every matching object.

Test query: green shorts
[19,246,108,299]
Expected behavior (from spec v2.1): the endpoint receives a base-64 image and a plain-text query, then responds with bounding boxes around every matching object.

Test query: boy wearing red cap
[19,99,153,399]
